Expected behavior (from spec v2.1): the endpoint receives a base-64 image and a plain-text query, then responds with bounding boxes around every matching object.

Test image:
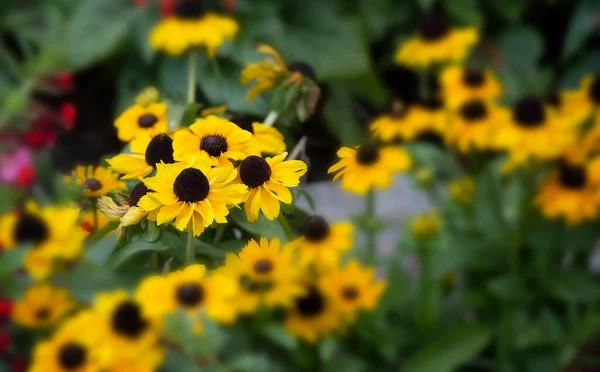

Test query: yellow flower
[495,97,576,171]
[231,114,287,155]
[285,216,353,270]
[411,209,442,238]
[447,99,503,152]
[98,182,158,240]
[11,284,74,328]
[93,290,164,370]
[320,260,386,317]
[135,87,160,107]
[370,101,424,142]
[404,99,449,146]
[328,145,411,195]
[114,102,168,143]
[448,177,474,205]
[69,165,126,198]
[150,7,238,56]
[0,201,86,280]
[238,152,307,222]
[173,115,259,165]
[284,285,341,343]
[107,132,175,180]
[30,311,110,372]
[545,77,600,128]
[241,44,289,101]
[219,238,305,314]
[139,154,247,236]
[136,264,238,330]
[535,157,600,225]
[440,65,502,107]
[395,14,478,68]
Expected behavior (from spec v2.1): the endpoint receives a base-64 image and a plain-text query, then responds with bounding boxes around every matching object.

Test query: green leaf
[180,102,200,127]
[418,0,436,11]
[322,83,364,145]
[143,221,161,242]
[359,0,410,42]
[560,50,600,89]
[108,239,167,269]
[487,274,531,303]
[562,0,600,62]
[262,324,298,350]
[487,0,527,23]
[545,271,600,302]
[0,248,27,277]
[87,232,117,264]
[319,338,338,362]
[229,209,287,241]
[402,324,491,372]
[65,0,132,69]
[442,0,482,27]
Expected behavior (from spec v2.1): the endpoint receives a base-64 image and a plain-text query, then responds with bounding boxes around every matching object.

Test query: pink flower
[0,148,34,188]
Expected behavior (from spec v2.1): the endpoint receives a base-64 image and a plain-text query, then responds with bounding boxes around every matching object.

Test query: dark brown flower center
[303,215,330,242]
[58,343,87,370]
[513,97,545,127]
[419,14,450,41]
[145,133,175,167]
[295,287,325,317]
[129,182,150,207]
[176,283,204,307]
[230,115,256,134]
[200,134,228,157]
[341,286,359,301]
[239,156,272,188]
[545,91,561,108]
[111,301,148,339]
[35,307,51,320]
[84,178,102,192]
[137,113,159,128]
[239,275,273,293]
[558,162,587,190]
[462,68,485,87]
[253,259,273,274]
[355,145,380,166]
[288,61,316,81]
[460,100,487,121]
[588,75,600,104]
[416,130,444,148]
[173,168,210,203]
[174,0,205,19]
[14,214,48,245]
[390,100,408,118]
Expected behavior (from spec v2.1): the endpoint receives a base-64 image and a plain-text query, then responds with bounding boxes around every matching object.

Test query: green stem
[185,229,195,265]
[277,214,294,242]
[91,200,99,232]
[263,111,279,127]
[416,244,433,334]
[365,189,376,263]
[187,50,197,104]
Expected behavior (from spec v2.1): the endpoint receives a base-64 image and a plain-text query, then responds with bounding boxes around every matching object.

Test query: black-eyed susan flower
[571,75,600,120]
[173,115,259,165]
[140,154,247,236]
[320,260,385,318]
[285,215,353,269]
[107,132,175,180]
[114,101,168,143]
[149,0,238,56]
[440,65,502,107]
[98,181,159,240]
[394,14,478,68]
[136,264,238,330]
[328,144,411,195]
[448,176,474,205]
[284,286,341,343]
[231,114,286,155]
[409,99,450,147]
[11,284,74,328]
[220,238,304,314]
[544,90,590,128]
[238,152,307,222]
[495,97,576,171]
[30,311,109,372]
[0,201,86,279]
[370,101,424,142]
[447,99,503,152]
[93,290,163,370]
[535,157,600,225]
[411,209,442,238]
[68,165,126,198]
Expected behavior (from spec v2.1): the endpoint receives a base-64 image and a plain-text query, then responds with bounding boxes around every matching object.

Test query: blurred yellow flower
[328,145,411,194]
[440,65,502,108]
[69,165,125,198]
[135,87,160,107]
[284,286,341,343]
[370,101,424,142]
[447,99,503,152]
[448,177,474,205]
[12,284,74,328]
[395,14,478,68]
[411,209,442,238]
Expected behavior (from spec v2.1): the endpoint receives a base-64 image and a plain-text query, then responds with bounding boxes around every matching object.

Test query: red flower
[133,0,148,6]
[59,102,77,130]
[0,298,12,319]
[160,0,176,17]
[52,72,73,91]
[81,222,94,234]
[11,358,27,372]
[15,165,34,188]
[23,129,56,149]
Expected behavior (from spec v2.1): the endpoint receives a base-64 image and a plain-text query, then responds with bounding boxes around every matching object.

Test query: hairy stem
[187,51,197,104]
[185,229,195,265]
